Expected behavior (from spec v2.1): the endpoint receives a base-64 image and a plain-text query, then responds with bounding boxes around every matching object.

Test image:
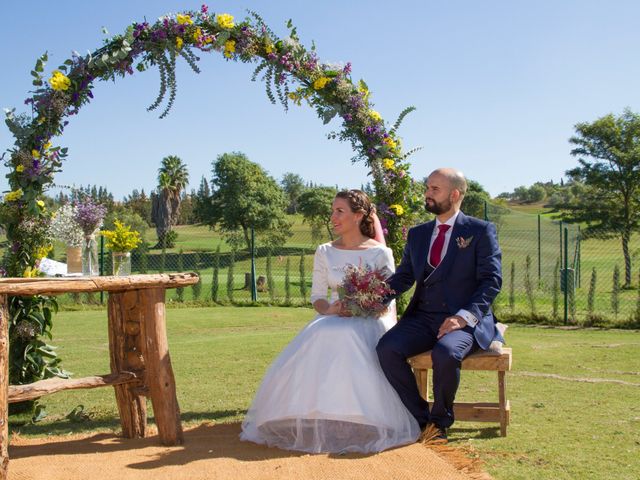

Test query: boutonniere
[456,236,473,249]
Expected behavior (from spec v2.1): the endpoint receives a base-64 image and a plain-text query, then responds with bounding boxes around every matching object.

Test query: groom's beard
[425,198,452,215]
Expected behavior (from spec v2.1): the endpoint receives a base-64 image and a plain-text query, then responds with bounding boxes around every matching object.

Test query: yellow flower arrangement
[101,220,142,252]
[193,27,203,42]
[176,14,193,25]
[4,189,23,202]
[389,204,405,216]
[313,77,331,90]
[369,110,382,122]
[217,13,235,29]
[383,158,395,170]
[383,137,398,150]
[176,37,184,50]
[224,40,236,58]
[48,70,71,91]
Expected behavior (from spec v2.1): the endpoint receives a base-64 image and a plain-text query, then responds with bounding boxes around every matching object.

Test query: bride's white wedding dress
[240,243,420,453]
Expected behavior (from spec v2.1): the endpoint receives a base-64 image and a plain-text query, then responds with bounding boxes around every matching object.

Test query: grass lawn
[8,306,639,480]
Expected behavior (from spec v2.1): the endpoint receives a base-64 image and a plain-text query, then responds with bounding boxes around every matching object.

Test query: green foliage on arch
[2,5,423,278]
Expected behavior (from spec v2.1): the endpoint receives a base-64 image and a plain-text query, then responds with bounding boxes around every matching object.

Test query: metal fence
[55,208,640,326]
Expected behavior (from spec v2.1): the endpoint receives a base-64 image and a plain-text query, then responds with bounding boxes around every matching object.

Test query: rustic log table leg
[140,288,183,445]
[0,295,9,480]
[108,290,147,438]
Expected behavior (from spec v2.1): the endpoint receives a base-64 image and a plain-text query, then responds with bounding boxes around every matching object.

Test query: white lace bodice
[310,243,396,304]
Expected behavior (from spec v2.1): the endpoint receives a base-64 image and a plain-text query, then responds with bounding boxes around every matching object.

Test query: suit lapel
[416,221,435,285]
[424,212,470,286]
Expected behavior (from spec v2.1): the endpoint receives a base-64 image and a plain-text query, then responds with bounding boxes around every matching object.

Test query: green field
[9,307,640,480]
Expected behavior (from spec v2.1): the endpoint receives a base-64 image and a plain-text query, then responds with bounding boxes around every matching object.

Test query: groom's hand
[437,315,467,339]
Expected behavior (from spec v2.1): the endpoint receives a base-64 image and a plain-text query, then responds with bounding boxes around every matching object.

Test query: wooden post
[108,290,147,438]
[140,287,183,445]
[0,295,9,479]
[498,371,507,436]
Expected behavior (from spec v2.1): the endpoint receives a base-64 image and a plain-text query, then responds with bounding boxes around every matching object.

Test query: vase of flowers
[49,204,85,274]
[74,199,107,276]
[101,220,142,276]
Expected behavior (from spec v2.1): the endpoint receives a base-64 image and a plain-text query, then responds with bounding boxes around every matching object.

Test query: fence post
[537,214,541,287]
[484,200,488,221]
[563,226,568,325]
[577,226,581,288]
[250,226,257,302]
[100,233,105,304]
[559,221,563,267]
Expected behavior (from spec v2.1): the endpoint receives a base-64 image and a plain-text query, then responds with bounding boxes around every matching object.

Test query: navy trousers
[376,312,478,429]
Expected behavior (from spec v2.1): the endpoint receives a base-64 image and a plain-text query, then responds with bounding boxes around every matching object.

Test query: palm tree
[151,155,189,248]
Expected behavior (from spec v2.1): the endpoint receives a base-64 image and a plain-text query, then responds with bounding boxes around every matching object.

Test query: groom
[377,168,503,442]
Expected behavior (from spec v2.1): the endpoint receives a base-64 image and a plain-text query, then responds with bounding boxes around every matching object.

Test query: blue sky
[2,0,640,200]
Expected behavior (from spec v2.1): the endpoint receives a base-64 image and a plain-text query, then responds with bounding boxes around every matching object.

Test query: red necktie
[430,224,451,267]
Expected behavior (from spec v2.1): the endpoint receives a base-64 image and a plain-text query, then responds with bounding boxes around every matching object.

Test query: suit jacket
[387,211,503,350]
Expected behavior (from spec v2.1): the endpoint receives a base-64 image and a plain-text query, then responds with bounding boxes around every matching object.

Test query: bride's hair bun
[335,189,376,239]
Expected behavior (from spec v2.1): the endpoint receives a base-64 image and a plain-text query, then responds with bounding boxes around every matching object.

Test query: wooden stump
[108,291,147,438]
[140,288,183,445]
[0,295,9,479]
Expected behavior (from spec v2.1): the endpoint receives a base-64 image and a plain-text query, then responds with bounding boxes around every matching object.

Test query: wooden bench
[408,347,512,436]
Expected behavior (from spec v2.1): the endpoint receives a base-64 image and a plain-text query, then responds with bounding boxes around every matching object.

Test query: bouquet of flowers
[49,204,84,247]
[338,264,395,318]
[101,220,142,252]
[74,198,107,236]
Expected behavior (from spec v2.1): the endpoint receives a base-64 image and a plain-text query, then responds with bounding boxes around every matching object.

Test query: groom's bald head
[429,168,467,197]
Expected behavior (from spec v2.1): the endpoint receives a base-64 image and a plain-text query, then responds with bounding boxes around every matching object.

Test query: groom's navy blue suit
[377,211,502,429]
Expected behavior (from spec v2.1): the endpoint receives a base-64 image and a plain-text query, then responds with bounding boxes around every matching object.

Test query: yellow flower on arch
[193,27,203,42]
[383,137,398,150]
[265,43,274,54]
[383,158,395,170]
[224,40,236,58]
[217,13,235,29]
[4,189,23,202]
[389,204,405,216]
[16,165,24,173]
[313,77,331,90]
[369,110,382,122]
[43,141,52,150]
[49,70,71,91]
[176,37,184,50]
[32,149,41,159]
[36,200,45,208]
[176,14,193,25]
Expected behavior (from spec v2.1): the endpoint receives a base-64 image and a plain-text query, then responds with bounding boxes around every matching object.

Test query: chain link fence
[44,209,639,326]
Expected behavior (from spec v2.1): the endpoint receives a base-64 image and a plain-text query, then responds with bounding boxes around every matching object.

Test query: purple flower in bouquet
[74,199,107,235]
[338,264,395,318]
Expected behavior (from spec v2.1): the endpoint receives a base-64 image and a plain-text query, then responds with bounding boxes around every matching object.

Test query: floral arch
[3,5,423,280]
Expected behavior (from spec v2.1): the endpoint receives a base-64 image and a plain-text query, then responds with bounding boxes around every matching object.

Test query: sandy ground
[8,422,491,480]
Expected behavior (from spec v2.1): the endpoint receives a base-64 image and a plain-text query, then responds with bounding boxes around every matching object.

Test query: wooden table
[0,273,199,479]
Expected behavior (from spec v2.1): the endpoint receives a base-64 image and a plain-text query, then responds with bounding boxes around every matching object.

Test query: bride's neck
[337,232,370,249]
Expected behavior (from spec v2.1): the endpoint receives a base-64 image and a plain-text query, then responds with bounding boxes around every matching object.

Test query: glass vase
[81,234,99,276]
[112,251,131,276]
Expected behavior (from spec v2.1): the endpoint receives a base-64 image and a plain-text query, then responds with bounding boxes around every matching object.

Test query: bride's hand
[326,300,351,316]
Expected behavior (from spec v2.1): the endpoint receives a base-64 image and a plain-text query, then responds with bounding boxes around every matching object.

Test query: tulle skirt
[240,313,420,454]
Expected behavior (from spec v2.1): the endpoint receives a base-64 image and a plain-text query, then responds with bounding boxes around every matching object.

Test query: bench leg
[498,370,507,436]
[140,288,183,445]
[413,368,430,401]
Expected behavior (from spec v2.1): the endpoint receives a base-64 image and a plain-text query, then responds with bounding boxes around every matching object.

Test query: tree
[555,109,640,287]
[124,188,152,226]
[298,186,338,242]
[151,155,189,248]
[205,152,291,251]
[281,172,306,214]
[461,180,491,219]
[193,175,211,222]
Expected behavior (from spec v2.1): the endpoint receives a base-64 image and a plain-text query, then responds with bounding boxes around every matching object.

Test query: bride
[240,189,420,453]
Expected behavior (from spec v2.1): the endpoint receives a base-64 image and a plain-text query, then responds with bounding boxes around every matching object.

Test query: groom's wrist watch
[456,309,478,327]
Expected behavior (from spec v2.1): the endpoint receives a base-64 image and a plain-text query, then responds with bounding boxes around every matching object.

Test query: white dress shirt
[427,210,479,328]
